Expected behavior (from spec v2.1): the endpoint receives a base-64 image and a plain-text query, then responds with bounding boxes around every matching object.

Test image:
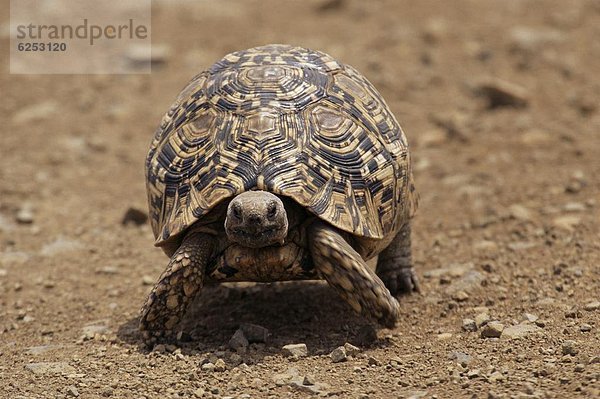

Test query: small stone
[452,291,469,302]
[437,332,453,340]
[121,207,148,226]
[12,101,58,124]
[475,313,491,327]
[481,321,504,338]
[502,323,541,339]
[561,340,578,356]
[523,313,538,322]
[214,359,226,372]
[488,371,504,382]
[201,362,215,372]
[344,342,360,356]
[240,323,270,343]
[66,386,79,397]
[303,375,316,386]
[16,206,34,224]
[580,324,592,332]
[282,343,308,358]
[552,215,581,231]
[583,301,600,311]
[193,388,205,398]
[448,351,471,365]
[25,362,76,375]
[574,364,585,372]
[467,369,481,379]
[81,324,109,340]
[462,319,477,332]
[330,346,347,363]
[508,204,532,221]
[475,78,529,109]
[142,275,154,285]
[229,329,249,352]
[367,356,381,366]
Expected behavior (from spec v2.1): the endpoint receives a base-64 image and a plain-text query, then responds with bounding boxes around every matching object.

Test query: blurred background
[1,1,599,398]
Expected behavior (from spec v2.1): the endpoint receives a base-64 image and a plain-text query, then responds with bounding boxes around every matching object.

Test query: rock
[240,323,270,343]
[583,301,600,311]
[448,351,472,365]
[508,204,533,221]
[475,312,491,328]
[523,313,538,322]
[429,111,470,142]
[481,321,504,338]
[121,207,148,226]
[563,202,586,212]
[201,362,215,372]
[330,346,347,363]
[488,371,505,383]
[142,275,154,285]
[229,329,249,353]
[437,332,453,340]
[126,44,171,67]
[16,205,34,224]
[282,343,308,358]
[473,240,499,253]
[561,340,578,356]
[367,356,381,366]
[462,318,477,332]
[502,323,541,339]
[25,362,75,375]
[344,342,360,356]
[445,270,484,295]
[580,323,592,332]
[40,237,84,257]
[12,101,58,124]
[509,26,565,52]
[303,375,316,385]
[467,369,481,379]
[552,215,581,231]
[66,386,79,397]
[81,324,109,340]
[475,78,528,109]
[214,358,226,372]
[520,129,552,146]
[452,291,469,302]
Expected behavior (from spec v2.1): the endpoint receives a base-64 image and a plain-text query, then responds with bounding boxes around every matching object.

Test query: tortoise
[140,44,419,340]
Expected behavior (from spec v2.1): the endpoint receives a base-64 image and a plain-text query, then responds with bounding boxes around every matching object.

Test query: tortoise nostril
[231,203,243,221]
[267,202,277,220]
[247,213,262,225]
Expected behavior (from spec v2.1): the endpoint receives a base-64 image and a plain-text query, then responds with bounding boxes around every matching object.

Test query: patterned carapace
[146,44,417,247]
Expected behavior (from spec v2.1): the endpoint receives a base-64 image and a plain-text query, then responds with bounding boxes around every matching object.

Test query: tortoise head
[225,191,288,248]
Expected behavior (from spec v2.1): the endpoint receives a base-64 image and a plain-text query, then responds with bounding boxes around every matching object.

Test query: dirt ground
[1,0,599,398]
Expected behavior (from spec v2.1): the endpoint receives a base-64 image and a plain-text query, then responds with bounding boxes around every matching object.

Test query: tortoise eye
[267,202,277,219]
[232,203,243,220]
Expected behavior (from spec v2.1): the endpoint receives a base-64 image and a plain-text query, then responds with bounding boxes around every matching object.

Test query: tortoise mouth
[228,226,286,248]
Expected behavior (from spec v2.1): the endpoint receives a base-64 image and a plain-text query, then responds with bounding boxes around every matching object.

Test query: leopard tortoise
[140,44,419,340]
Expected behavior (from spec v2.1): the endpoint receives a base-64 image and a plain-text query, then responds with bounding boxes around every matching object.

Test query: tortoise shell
[146,44,417,248]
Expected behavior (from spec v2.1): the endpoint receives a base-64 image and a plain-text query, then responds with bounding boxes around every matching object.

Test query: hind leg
[376,222,419,296]
[139,232,215,342]
[309,222,400,328]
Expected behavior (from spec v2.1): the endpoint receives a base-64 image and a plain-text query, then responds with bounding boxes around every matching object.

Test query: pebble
[475,312,491,327]
[25,362,76,375]
[475,78,529,109]
[344,342,360,356]
[66,386,79,397]
[142,275,155,285]
[561,340,578,356]
[583,301,600,311]
[481,321,504,338]
[81,324,109,340]
[12,101,58,124]
[40,237,84,257]
[330,346,347,363]
[126,44,171,67]
[214,358,226,372]
[448,351,471,365]
[437,332,453,340]
[462,318,477,332]
[201,362,215,372]
[508,204,533,221]
[467,369,481,379]
[523,313,538,322]
[229,329,249,352]
[501,323,541,339]
[579,324,592,332]
[488,371,505,382]
[452,291,469,302]
[367,356,381,366]
[16,206,34,224]
[509,26,565,52]
[121,207,148,226]
[282,343,308,358]
[240,323,270,343]
[552,215,581,231]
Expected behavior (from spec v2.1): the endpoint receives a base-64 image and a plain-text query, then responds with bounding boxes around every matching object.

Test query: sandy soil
[1,0,599,398]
